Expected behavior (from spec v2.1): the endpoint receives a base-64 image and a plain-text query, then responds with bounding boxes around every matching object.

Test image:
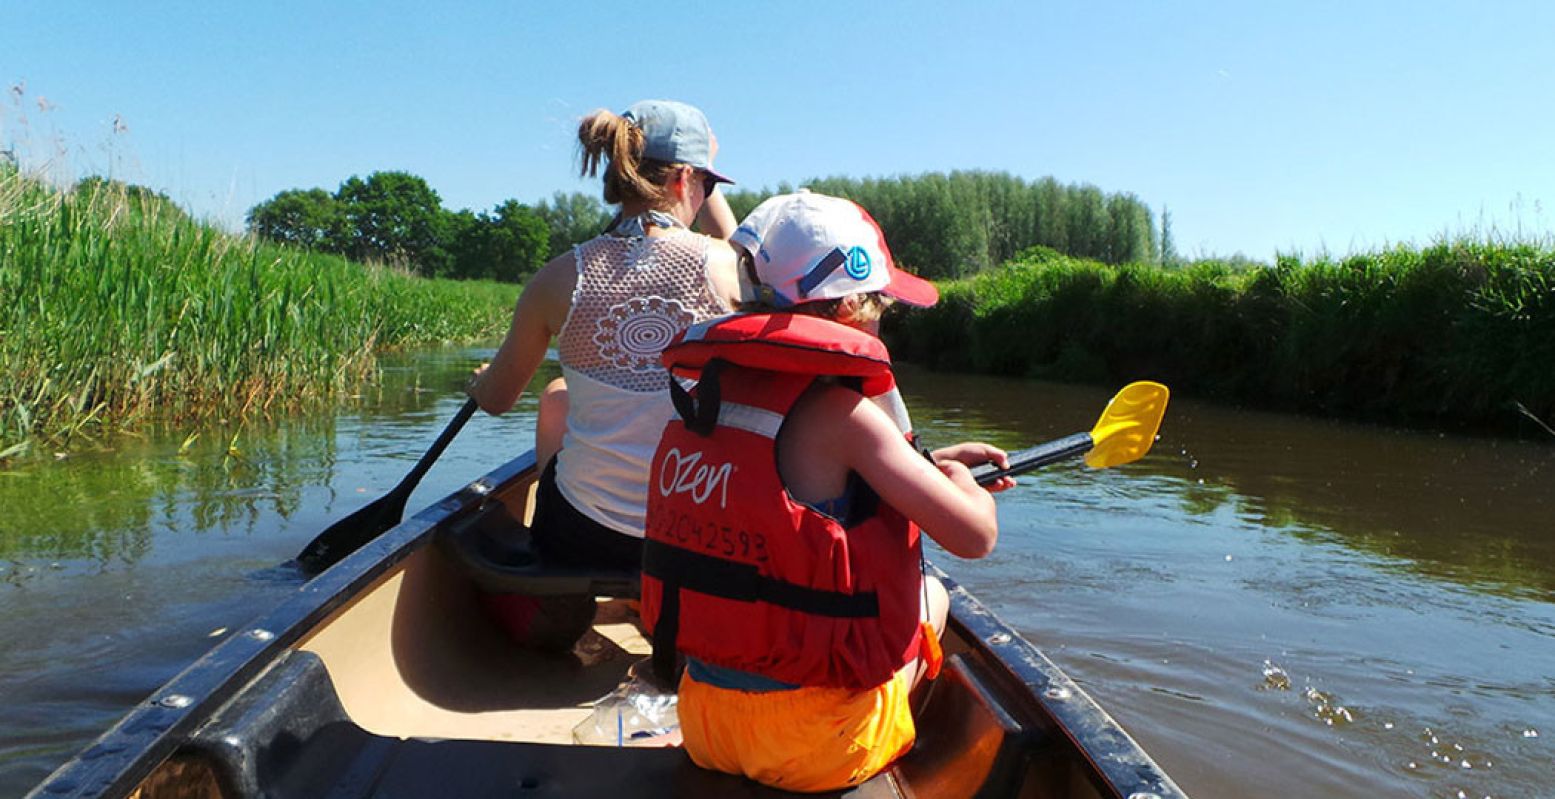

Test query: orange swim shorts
[676,623,943,793]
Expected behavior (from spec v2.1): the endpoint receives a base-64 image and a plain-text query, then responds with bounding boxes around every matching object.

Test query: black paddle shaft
[386,397,481,501]
[970,432,1094,486]
[296,398,480,574]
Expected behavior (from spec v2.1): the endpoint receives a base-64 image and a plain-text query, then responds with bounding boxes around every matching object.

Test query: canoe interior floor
[297,543,651,745]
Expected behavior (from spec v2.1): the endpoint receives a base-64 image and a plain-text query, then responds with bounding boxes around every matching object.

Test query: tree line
[725,171,1159,279]
[245,171,612,282]
[247,170,1163,282]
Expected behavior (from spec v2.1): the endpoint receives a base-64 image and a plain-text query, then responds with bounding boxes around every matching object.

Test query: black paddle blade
[293,398,479,576]
[294,491,409,575]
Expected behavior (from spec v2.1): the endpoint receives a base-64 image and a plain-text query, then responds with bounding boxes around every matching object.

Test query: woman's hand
[466,363,490,399]
[931,442,1017,493]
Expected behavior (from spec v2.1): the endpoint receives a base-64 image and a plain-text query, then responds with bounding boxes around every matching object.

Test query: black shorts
[530,456,645,572]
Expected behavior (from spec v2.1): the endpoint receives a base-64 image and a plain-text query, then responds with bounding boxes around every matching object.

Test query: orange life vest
[641,313,924,690]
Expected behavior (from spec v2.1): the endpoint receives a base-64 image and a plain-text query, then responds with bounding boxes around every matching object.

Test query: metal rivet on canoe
[1044,686,1072,700]
[1128,793,1163,799]
[470,480,493,495]
[247,628,275,641]
[157,694,193,709]
[987,632,1012,645]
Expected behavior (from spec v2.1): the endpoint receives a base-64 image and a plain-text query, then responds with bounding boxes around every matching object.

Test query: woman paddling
[468,99,741,649]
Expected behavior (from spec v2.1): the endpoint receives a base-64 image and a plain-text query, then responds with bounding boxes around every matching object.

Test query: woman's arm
[703,239,743,309]
[468,252,576,414]
[695,190,737,239]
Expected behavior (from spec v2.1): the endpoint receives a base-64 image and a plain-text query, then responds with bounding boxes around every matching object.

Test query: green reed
[889,242,1555,434]
[0,166,517,453]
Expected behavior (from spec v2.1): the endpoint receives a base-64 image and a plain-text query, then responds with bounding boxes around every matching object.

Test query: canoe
[30,450,1188,799]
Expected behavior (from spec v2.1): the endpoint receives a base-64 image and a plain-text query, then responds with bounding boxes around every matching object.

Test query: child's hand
[931,442,1017,493]
[935,458,982,492]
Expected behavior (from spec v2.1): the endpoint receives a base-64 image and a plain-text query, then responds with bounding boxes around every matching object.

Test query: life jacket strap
[669,358,725,436]
[644,540,880,618]
[652,581,681,686]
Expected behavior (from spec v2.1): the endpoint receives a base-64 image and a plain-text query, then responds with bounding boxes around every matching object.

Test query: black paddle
[970,381,1169,486]
[295,398,480,575]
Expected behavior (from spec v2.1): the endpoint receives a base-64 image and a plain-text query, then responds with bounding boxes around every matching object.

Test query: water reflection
[0,346,549,572]
[897,364,1555,601]
[0,417,335,568]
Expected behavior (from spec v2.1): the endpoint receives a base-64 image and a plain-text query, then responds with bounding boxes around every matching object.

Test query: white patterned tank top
[554,228,732,535]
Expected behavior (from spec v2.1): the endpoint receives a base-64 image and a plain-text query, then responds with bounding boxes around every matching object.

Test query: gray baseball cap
[621,99,733,186]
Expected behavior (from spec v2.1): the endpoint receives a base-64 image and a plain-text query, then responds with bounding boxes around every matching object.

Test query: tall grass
[890,243,1555,434]
[0,166,517,453]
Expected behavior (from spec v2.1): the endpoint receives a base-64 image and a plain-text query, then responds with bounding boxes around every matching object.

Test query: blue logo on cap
[845,246,872,280]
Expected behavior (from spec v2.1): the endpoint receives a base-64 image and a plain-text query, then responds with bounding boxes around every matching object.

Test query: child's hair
[736,251,894,323]
[577,110,682,207]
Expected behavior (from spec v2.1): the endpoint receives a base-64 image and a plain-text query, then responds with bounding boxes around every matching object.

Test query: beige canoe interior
[295,480,650,746]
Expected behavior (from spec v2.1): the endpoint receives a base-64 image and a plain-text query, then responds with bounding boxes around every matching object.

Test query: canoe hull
[31,452,1186,799]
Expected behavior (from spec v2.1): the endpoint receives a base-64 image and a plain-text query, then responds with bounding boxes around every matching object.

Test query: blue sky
[5,0,1553,260]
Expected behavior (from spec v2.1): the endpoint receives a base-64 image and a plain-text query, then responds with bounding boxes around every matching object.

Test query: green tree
[335,171,448,273]
[726,171,1156,279]
[533,191,612,258]
[246,188,343,250]
[449,201,550,281]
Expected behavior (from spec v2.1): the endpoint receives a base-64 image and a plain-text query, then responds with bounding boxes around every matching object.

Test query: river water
[0,347,1550,798]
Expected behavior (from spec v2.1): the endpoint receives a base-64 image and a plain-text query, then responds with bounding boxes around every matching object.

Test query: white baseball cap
[730,191,939,308]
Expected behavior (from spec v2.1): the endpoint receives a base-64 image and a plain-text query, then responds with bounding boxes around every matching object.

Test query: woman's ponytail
[578,109,674,207]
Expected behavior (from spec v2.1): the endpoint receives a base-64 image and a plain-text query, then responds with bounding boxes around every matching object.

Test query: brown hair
[577,109,683,208]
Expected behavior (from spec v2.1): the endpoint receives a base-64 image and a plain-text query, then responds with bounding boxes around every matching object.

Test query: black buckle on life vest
[669,358,725,436]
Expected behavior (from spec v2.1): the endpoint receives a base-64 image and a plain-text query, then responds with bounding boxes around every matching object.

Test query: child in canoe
[642,190,1014,791]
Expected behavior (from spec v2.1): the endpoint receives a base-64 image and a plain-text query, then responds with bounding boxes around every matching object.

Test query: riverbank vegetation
[251,170,1158,282]
[0,166,517,455]
[890,242,1555,434]
[18,153,1550,445]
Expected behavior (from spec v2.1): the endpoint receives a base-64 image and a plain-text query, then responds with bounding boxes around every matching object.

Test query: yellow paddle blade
[1083,381,1169,469]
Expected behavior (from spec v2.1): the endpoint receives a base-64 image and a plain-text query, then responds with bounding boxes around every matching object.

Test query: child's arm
[827,389,1002,559]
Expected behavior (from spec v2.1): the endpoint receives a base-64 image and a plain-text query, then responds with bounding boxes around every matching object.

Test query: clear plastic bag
[571,668,681,747]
